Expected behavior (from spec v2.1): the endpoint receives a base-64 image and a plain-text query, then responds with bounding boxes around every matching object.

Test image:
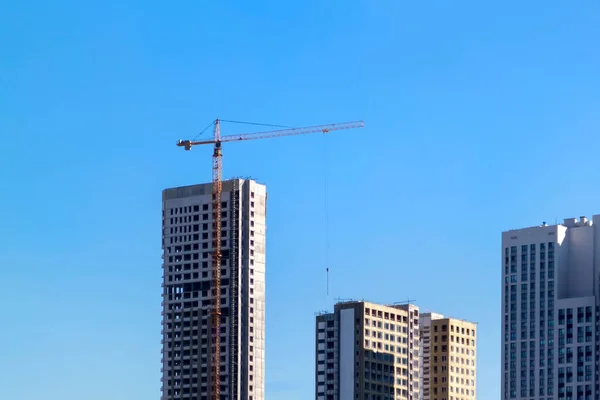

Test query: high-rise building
[419,312,477,400]
[501,215,600,400]
[161,179,266,400]
[315,301,421,400]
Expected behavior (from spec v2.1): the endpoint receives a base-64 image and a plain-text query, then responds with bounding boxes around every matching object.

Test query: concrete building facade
[161,179,266,400]
[315,301,421,400]
[501,215,600,400]
[419,313,477,400]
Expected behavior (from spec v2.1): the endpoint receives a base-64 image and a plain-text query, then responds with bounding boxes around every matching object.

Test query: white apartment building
[315,301,421,400]
[501,215,599,400]
[161,179,266,400]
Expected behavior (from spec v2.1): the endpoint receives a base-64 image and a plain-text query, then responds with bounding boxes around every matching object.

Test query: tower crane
[176,118,364,400]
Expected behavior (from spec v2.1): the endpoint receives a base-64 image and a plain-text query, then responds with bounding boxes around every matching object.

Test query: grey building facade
[502,215,600,400]
[161,179,266,400]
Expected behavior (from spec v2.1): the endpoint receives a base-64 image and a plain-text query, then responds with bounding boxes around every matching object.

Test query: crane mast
[210,120,223,400]
[176,118,364,400]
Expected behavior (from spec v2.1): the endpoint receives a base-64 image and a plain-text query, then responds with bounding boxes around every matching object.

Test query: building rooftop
[504,214,596,233]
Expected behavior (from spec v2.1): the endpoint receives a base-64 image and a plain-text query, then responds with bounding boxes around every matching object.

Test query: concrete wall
[244,180,267,400]
[565,225,594,298]
[594,215,600,300]
[339,308,355,400]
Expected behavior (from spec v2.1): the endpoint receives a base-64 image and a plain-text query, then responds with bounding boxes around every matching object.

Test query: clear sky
[1,1,599,399]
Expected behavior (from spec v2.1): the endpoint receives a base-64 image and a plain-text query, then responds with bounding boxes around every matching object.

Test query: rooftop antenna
[394,298,417,306]
[334,297,355,303]
[326,267,329,296]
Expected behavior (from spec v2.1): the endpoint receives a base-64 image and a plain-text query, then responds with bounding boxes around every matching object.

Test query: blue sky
[1,1,599,399]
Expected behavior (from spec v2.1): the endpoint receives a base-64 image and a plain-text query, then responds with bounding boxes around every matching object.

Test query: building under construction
[161,179,266,400]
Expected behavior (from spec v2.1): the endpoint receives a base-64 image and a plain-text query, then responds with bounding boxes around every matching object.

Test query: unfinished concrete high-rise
[161,179,266,400]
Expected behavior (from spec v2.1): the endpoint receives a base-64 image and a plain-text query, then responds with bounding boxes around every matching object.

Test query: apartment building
[315,301,420,400]
[420,313,477,400]
[501,215,600,400]
[161,179,266,400]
